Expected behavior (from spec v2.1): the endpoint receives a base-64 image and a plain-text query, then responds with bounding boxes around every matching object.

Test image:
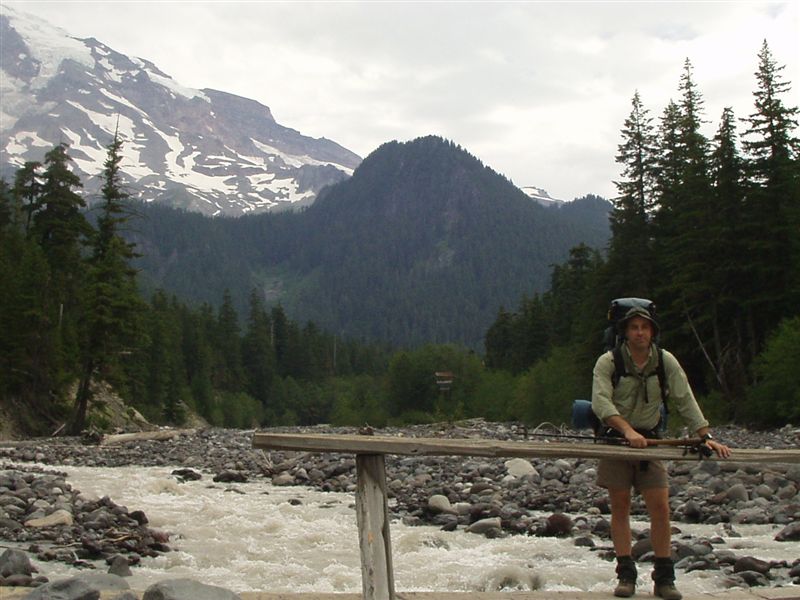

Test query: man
[592,306,731,600]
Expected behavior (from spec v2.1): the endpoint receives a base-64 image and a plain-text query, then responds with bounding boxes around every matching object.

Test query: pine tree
[213,290,245,392]
[12,161,42,233]
[32,145,90,275]
[69,135,144,434]
[484,307,515,371]
[607,91,659,296]
[653,62,716,363]
[31,144,91,385]
[740,41,800,347]
[242,290,276,418]
[705,107,750,416]
[0,180,12,233]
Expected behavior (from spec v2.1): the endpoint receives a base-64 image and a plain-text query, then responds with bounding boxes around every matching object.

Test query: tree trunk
[68,359,94,435]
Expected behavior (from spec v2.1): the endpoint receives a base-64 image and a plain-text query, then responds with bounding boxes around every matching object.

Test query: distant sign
[434,371,454,391]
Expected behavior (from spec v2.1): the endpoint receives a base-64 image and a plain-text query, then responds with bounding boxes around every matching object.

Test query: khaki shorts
[597,458,668,491]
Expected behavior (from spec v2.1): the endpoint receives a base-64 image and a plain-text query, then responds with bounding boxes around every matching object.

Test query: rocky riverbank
[1,421,799,593]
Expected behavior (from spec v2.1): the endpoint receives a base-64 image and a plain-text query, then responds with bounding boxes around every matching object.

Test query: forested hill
[130,136,611,348]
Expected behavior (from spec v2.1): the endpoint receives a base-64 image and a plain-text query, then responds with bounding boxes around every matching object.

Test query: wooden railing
[252,433,800,600]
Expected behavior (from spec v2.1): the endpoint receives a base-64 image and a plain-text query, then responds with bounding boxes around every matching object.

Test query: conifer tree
[214,290,245,392]
[12,161,42,232]
[740,41,800,347]
[704,107,750,415]
[484,307,515,371]
[0,180,13,233]
[69,135,144,434]
[653,62,716,363]
[31,144,91,382]
[242,290,276,416]
[33,145,90,277]
[607,91,659,296]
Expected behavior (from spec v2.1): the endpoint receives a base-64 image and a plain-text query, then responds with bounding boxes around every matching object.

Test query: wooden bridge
[252,433,800,600]
[3,588,799,599]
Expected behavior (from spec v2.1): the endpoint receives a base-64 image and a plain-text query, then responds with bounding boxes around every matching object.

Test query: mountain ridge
[0,6,360,215]
[127,136,612,348]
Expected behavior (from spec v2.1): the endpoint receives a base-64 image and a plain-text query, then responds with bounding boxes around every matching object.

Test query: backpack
[603,297,658,351]
[572,297,669,433]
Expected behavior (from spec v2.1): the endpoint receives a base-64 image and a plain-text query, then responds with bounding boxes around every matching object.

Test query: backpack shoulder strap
[655,346,669,409]
[611,345,627,387]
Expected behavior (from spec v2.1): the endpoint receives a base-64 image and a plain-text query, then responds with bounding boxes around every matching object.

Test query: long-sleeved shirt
[591,343,709,434]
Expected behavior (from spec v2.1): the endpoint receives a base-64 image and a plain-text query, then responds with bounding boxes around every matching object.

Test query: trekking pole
[522,430,712,456]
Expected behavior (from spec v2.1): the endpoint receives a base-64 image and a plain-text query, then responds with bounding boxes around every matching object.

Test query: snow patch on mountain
[2,7,93,89]
[520,186,565,207]
[0,5,360,216]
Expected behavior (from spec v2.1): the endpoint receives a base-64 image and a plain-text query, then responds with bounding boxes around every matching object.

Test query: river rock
[541,512,573,537]
[212,471,247,484]
[107,556,133,577]
[3,573,35,586]
[171,469,202,482]
[21,577,100,600]
[736,570,769,586]
[631,538,652,561]
[142,578,241,600]
[24,508,74,528]
[75,573,130,591]
[271,473,294,486]
[466,517,503,537]
[775,521,800,541]
[1,548,35,577]
[725,483,749,503]
[505,458,536,478]
[734,556,771,574]
[776,484,797,500]
[427,494,455,514]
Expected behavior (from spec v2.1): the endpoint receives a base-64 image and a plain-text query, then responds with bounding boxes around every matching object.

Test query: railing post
[355,453,395,600]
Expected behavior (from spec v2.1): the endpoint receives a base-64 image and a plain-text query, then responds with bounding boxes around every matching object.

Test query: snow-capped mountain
[520,186,565,207]
[0,6,361,216]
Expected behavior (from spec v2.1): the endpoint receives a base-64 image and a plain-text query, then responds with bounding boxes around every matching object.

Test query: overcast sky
[5,1,799,201]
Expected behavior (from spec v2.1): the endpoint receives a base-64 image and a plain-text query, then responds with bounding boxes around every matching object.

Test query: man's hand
[705,439,732,458]
[605,415,648,448]
[624,429,648,448]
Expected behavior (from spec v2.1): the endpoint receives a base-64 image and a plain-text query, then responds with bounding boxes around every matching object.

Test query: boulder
[21,577,100,600]
[427,494,455,514]
[542,513,573,537]
[1,548,35,577]
[142,578,241,600]
[775,521,800,542]
[25,509,74,528]
[734,556,771,574]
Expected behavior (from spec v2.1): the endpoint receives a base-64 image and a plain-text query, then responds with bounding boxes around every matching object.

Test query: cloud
[4,0,799,201]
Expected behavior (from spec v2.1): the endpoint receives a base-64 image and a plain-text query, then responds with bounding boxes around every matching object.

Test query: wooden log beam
[253,432,800,464]
[355,454,395,600]
[101,429,196,445]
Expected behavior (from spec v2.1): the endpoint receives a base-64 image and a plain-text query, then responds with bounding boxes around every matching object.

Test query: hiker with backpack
[591,300,731,600]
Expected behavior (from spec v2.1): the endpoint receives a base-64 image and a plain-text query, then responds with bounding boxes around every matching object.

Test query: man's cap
[618,306,659,335]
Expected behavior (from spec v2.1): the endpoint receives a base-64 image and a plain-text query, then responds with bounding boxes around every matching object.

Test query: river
[34,465,793,594]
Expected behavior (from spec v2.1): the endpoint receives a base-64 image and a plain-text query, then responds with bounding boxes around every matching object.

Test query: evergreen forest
[123,136,612,350]
[0,41,797,435]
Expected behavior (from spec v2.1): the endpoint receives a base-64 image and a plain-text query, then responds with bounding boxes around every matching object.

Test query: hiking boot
[613,579,636,597]
[614,555,637,597]
[653,582,682,600]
